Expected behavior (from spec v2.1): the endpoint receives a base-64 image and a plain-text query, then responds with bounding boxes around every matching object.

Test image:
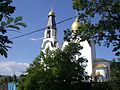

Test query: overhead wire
[10,16,77,40]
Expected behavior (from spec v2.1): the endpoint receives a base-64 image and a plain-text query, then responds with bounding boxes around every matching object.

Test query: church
[41,9,110,82]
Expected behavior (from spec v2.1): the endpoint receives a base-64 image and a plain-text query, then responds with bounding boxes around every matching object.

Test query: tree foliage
[109,58,120,81]
[72,0,120,56]
[0,0,27,58]
[18,43,88,90]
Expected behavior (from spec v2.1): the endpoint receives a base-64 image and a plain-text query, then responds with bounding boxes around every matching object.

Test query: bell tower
[41,9,58,52]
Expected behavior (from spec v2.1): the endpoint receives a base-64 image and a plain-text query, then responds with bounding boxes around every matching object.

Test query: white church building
[41,9,110,82]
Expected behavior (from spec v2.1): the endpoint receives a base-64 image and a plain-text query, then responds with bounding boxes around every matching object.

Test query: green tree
[0,0,27,58]
[18,43,88,90]
[108,58,120,90]
[109,58,120,81]
[72,0,120,56]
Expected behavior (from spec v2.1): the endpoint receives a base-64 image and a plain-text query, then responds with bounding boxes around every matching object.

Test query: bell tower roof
[48,8,55,17]
[47,9,56,29]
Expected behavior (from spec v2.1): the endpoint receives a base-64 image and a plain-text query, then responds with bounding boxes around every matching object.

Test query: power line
[10,16,76,40]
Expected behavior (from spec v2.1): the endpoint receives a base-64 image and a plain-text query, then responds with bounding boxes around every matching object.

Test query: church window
[47,26,50,29]
[55,31,57,39]
[47,30,51,38]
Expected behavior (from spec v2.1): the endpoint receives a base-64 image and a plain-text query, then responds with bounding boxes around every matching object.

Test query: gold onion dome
[71,17,81,31]
[48,9,55,16]
[95,64,106,68]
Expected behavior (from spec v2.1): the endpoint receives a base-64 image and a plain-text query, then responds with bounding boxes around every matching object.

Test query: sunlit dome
[48,9,55,16]
[95,64,107,68]
[71,17,81,31]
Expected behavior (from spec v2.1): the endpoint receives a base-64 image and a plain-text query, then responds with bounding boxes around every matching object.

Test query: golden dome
[71,17,81,31]
[48,9,55,16]
[95,64,106,68]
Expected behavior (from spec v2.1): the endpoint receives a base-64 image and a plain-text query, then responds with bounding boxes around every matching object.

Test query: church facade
[41,9,110,82]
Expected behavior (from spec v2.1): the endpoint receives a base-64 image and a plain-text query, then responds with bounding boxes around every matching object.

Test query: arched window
[55,31,57,39]
[47,26,50,29]
[47,30,51,38]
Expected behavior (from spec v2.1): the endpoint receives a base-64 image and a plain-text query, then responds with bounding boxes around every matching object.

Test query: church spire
[41,9,58,52]
[47,8,56,30]
[48,8,55,16]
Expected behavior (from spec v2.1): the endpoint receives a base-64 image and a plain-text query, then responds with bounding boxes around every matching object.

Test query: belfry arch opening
[46,30,51,38]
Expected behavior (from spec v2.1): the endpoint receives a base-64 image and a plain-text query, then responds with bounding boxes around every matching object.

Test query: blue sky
[0,0,117,75]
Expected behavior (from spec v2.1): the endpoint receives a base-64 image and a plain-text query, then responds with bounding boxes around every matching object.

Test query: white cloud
[0,61,29,76]
[29,37,44,41]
